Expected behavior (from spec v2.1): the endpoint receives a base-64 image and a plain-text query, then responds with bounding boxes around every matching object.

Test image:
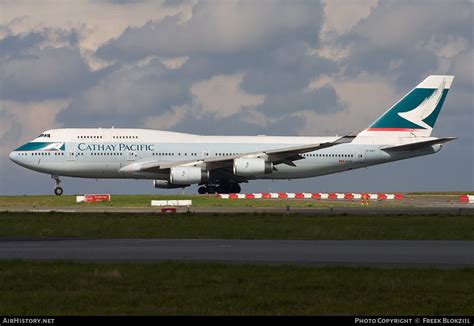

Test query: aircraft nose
[9,151,17,163]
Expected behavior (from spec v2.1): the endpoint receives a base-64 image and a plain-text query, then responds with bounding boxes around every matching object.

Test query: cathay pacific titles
[77,143,155,152]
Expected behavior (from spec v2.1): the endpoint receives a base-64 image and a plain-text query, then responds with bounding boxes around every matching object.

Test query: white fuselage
[9,128,440,181]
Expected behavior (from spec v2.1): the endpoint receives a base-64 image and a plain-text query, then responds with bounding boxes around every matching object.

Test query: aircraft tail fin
[357,75,454,140]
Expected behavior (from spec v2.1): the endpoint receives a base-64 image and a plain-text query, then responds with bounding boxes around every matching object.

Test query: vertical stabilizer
[354,75,454,143]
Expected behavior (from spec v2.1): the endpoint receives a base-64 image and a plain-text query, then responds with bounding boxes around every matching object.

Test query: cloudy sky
[0,0,472,195]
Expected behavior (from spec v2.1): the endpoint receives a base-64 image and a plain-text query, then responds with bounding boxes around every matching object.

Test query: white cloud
[126,55,189,69]
[354,2,472,50]
[423,35,468,59]
[452,50,474,89]
[143,105,188,130]
[0,99,67,158]
[301,74,399,135]
[420,34,469,72]
[0,0,196,68]
[321,0,378,36]
[191,73,265,119]
[1,46,94,101]
[60,60,188,124]
[314,0,378,61]
[160,56,189,69]
[240,110,270,128]
[1,0,191,48]
[311,44,350,61]
[96,1,322,60]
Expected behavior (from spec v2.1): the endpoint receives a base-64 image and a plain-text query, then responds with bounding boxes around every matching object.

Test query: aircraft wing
[156,135,352,170]
[120,135,353,175]
[381,137,457,152]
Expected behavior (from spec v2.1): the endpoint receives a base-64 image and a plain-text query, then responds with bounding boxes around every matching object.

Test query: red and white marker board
[76,194,111,203]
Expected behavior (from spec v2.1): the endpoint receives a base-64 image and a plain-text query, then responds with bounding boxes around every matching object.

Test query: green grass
[0,261,472,315]
[0,194,353,208]
[1,212,473,240]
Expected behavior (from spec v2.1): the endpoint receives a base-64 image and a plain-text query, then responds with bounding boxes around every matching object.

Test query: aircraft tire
[231,183,241,193]
[207,186,216,194]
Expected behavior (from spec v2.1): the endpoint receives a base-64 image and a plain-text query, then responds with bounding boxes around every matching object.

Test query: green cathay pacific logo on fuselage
[15,142,65,151]
[369,82,449,130]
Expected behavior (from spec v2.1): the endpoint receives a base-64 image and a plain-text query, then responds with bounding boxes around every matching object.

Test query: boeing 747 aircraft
[9,75,456,195]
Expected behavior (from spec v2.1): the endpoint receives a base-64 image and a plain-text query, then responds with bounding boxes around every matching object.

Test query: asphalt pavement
[0,239,472,267]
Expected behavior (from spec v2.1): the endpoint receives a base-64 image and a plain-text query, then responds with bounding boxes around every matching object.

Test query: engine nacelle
[153,180,188,189]
[169,166,209,185]
[233,158,272,177]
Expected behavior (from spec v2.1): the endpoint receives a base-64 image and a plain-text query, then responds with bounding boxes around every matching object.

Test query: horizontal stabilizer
[381,137,457,152]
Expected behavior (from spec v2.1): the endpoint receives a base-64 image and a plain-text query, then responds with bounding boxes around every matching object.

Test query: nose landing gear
[54,187,63,196]
[52,175,63,196]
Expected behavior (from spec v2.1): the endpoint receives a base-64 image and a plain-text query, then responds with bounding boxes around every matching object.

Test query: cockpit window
[38,134,51,138]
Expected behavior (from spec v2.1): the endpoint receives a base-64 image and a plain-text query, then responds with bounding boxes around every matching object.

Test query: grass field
[1,195,472,316]
[0,261,472,315]
[1,212,473,240]
[0,194,359,208]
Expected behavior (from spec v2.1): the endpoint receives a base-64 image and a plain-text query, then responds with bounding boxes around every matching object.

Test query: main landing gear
[52,175,63,196]
[198,182,241,194]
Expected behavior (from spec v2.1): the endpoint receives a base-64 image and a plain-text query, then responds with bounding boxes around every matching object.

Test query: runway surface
[1,239,473,266]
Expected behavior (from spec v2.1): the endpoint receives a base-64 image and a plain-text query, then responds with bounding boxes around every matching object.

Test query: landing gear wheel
[207,186,216,194]
[230,183,241,193]
[198,183,240,194]
[52,175,63,196]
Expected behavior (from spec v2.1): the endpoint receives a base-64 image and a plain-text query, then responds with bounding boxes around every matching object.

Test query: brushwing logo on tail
[397,79,445,129]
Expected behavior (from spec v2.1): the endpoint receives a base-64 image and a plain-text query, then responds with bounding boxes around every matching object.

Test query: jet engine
[169,166,209,185]
[233,158,272,177]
